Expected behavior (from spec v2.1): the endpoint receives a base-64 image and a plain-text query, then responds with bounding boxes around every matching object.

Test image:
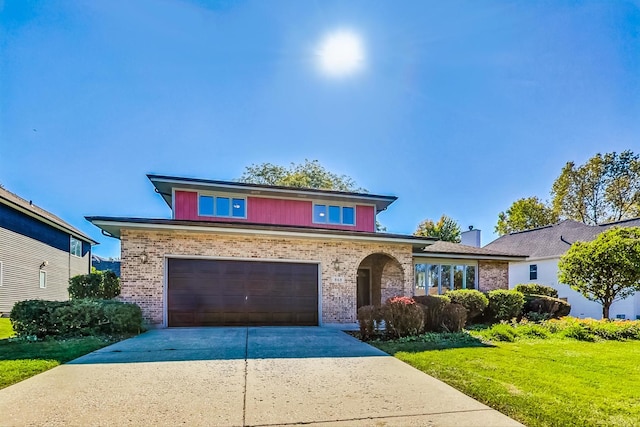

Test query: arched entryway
[356,253,405,312]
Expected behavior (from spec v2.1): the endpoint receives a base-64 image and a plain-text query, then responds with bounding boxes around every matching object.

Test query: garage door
[167,258,319,327]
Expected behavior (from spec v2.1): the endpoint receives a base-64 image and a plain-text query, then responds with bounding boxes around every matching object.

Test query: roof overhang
[147,174,398,213]
[413,252,528,262]
[1,196,98,245]
[87,217,436,249]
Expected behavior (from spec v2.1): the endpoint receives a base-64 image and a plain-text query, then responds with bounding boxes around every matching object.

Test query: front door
[357,268,371,309]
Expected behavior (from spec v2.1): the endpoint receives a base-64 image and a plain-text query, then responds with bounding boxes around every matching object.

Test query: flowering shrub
[382,296,424,338]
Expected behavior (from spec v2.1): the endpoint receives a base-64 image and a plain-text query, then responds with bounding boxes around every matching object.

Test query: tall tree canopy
[558,227,640,319]
[495,197,559,235]
[551,150,640,225]
[414,215,461,243]
[239,159,364,192]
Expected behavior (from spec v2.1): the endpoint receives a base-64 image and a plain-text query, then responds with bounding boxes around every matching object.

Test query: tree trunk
[602,304,610,320]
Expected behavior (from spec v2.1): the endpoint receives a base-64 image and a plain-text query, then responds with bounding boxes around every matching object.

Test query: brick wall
[478,260,509,292]
[120,229,414,325]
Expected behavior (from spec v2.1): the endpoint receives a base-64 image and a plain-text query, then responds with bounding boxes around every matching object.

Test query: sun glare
[316,30,365,77]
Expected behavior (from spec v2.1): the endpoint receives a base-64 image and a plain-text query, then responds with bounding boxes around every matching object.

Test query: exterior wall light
[39,261,48,269]
[140,252,149,264]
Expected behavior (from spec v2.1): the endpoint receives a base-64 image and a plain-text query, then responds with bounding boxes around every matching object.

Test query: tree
[551,151,640,225]
[495,197,559,235]
[414,215,461,242]
[239,159,364,192]
[558,227,640,319]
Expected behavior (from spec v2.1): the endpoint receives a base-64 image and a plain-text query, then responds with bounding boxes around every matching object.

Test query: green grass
[373,337,640,427]
[0,319,126,389]
[0,318,14,339]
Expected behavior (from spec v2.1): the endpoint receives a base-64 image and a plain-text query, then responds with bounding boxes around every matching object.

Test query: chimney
[461,226,481,247]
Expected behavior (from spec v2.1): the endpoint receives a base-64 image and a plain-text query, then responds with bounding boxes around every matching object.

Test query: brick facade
[120,229,414,326]
[478,260,509,292]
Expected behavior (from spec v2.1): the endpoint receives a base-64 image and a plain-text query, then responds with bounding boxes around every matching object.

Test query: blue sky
[1,0,639,258]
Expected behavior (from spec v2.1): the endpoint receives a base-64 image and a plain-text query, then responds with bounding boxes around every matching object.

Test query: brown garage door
[167,258,318,327]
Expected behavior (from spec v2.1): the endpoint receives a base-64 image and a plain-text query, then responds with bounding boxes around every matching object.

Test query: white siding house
[486,219,640,320]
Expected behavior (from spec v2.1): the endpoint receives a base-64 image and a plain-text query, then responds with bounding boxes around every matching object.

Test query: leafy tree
[558,227,640,319]
[239,159,364,192]
[551,151,640,225]
[495,197,559,235]
[414,215,461,242]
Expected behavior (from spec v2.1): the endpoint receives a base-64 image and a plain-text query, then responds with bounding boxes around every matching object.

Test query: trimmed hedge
[382,296,424,338]
[68,270,121,300]
[357,305,383,339]
[487,290,524,321]
[414,295,451,332]
[445,290,488,323]
[524,294,571,319]
[514,283,558,298]
[10,299,142,339]
[441,303,467,332]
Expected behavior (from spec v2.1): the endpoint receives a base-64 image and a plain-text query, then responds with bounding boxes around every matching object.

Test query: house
[91,254,121,277]
[0,186,97,315]
[87,174,525,327]
[485,218,640,320]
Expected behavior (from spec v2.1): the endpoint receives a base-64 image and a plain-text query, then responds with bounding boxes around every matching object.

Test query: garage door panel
[168,258,318,327]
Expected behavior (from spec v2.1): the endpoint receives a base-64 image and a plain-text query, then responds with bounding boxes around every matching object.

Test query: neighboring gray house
[0,187,97,315]
[91,254,121,277]
[485,218,640,320]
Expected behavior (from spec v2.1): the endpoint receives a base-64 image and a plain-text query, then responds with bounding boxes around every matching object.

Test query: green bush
[517,323,551,339]
[10,299,142,339]
[414,295,450,332]
[382,296,424,338]
[10,300,68,338]
[514,283,558,298]
[481,323,518,342]
[524,294,571,319]
[357,305,383,340]
[487,290,524,322]
[440,303,467,332]
[445,290,488,323]
[68,270,121,300]
[546,318,640,341]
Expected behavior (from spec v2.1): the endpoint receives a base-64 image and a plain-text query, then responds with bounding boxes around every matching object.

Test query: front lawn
[0,318,127,390]
[372,336,640,427]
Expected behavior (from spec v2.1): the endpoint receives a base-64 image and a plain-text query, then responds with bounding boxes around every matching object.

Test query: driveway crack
[242,326,249,427]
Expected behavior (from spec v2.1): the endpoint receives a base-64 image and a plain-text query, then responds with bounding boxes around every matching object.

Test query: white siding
[0,227,90,314]
[509,259,639,320]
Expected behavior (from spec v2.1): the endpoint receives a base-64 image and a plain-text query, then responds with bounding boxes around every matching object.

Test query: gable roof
[415,240,527,261]
[147,174,398,213]
[0,186,97,244]
[484,218,640,259]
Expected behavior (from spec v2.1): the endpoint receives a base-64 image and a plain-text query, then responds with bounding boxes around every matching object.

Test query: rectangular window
[427,264,439,295]
[529,264,538,281]
[216,197,230,216]
[199,195,214,216]
[39,270,46,289]
[328,205,341,224]
[313,204,327,223]
[343,207,355,225]
[70,237,82,257]
[440,265,452,293]
[414,264,426,296]
[313,204,356,226]
[231,198,245,217]
[453,265,465,290]
[465,265,476,290]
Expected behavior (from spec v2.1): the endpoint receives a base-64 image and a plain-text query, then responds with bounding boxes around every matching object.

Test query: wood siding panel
[174,191,198,220]
[0,228,90,314]
[173,190,376,232]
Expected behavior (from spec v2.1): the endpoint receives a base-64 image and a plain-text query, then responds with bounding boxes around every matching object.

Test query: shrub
[481,323,518,342]
[524,295,571,319]
[357,305,383,340]
[517,322,551,339]
[445,290,488,323]
[10,300,68,338]
[440,303,467,332]
[487,290,524,322]
[414,295,450,332]
[514,283,558,298]
[382,296,424,338]
[545,317,640,341]
[10,299,142,339]
[68,270,121,300]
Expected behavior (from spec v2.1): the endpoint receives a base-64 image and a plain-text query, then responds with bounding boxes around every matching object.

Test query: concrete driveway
[0,327,522,426]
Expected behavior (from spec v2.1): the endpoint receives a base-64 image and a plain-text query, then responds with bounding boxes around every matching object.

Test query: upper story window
[313,204,355,226]
[70,237,82,257]
[39,270,47,289]
[529,264,538,280]
[199,194,246,218]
